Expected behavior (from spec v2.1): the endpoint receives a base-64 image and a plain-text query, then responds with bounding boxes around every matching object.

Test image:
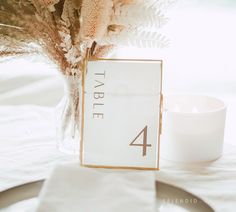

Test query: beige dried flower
[114,0,135,5]
[80,0,113,46]
[0,0,175,73]
[39,0,60,11]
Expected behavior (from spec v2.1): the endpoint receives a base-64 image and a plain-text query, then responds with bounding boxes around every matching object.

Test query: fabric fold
[36,163,156,212]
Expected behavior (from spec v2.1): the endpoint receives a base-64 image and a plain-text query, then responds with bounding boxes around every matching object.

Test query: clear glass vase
[56,74,82,155]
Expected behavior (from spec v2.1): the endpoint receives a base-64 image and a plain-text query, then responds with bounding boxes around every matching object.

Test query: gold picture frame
[80,57,163,170]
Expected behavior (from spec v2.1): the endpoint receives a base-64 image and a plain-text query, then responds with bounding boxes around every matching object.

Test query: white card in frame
[80,58,163,170]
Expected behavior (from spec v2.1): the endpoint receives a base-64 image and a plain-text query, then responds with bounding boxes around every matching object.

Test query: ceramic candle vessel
[161,95,227,163]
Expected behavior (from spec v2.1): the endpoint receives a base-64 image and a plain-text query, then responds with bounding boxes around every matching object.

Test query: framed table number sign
[80,58,163,170]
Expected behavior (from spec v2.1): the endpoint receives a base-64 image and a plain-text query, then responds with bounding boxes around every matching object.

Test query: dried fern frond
[132,0,177,10]
[111,3,169,29]
[0,0,175,74]
[100,28,169,48]
[152,0,177,10]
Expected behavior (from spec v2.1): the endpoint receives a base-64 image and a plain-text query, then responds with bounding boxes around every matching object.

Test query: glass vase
[56,74,82,155]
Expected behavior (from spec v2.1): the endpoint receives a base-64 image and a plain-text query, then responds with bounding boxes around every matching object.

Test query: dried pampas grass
[0,0,176,152]
[80,0,113,44]
[0,0,175,76]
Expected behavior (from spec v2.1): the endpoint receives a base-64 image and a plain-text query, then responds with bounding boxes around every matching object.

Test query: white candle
[161,95,227,163]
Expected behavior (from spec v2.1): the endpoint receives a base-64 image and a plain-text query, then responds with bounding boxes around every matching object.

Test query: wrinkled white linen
[157,144,236,212]
[0,106,76,192]
[36,164,156,212]
[0,55,63,106]
[0,103,236,212]
[0,62,236,211]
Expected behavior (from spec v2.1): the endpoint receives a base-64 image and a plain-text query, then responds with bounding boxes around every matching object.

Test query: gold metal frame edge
[80,57,163,170]
[81,164,160,171]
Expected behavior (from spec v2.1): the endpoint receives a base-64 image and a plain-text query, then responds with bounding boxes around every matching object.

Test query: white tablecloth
[0,102,236,212]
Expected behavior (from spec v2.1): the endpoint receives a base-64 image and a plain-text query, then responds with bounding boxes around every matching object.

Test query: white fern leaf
[99,29,169,48]
[133,0,177,11]
[111,4,169,29]
[152,0,177,10]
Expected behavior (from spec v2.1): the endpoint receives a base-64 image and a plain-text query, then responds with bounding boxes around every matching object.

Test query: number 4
[129,126,151,156]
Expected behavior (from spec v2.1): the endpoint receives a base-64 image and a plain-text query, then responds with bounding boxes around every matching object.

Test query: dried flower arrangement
[0,0,175,153]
